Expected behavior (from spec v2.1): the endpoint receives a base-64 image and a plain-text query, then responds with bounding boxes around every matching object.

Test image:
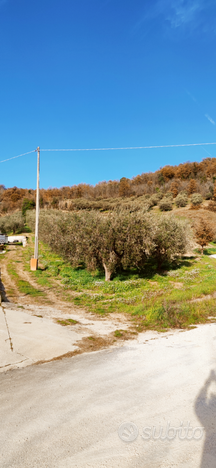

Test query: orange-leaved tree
[195,220,215,254]
[188,179,197,195]
[170,181,178,198]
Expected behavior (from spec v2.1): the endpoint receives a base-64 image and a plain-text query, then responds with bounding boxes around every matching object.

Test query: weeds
[7,262,44,297]
[57,319,78,326]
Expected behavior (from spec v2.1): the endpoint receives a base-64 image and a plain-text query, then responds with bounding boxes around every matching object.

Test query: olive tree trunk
[103,261,112,281]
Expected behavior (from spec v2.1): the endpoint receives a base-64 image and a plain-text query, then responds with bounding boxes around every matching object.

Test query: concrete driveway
[0,304,79,371]
[1,323,216,467]
[0,302,130,372]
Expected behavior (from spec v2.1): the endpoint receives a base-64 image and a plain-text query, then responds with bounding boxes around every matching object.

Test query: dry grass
[176,207,216,227]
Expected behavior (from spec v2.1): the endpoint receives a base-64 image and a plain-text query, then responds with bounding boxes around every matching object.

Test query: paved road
[0,304,79,371]
[0,303,129,372]
[1,324,216,467]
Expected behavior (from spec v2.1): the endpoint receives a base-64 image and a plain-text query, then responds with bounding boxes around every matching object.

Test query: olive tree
[0,212,25,234]
[72,210,154,281]
[175,193,188,208]
[159,199,173,211]
[26,210,191,279]
[151,216,192,269]
[190,193,203,207]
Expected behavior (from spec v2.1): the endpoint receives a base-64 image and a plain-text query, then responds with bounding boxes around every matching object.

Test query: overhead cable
[41,142,216,152]
[0,150,36,164]
[1,142,216,163]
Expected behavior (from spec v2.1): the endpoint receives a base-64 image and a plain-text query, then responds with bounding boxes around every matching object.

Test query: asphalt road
[1,324,216,468]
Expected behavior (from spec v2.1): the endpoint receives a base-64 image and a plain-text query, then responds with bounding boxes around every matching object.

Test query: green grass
[7,262,44,297]
[57,318,78,326]
[114,329,126,338]
[17,234,216,330]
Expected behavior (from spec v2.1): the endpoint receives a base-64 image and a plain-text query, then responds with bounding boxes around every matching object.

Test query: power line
[1,142,216,164]
[0,150,36,164]
[41,142,216,152]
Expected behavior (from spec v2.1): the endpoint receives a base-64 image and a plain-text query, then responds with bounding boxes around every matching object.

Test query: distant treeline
[1,156,216,213]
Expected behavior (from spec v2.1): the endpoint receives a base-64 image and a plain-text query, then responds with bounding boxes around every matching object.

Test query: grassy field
[11,233,216,331]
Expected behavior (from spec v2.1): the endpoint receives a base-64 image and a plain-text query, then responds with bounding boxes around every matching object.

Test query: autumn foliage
[1,156,216,214]
[194,220,215,254]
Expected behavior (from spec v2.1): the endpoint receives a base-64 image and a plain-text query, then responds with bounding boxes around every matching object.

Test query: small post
[30,147,40,271]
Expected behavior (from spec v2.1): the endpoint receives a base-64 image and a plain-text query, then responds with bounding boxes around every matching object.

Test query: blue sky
[0,0,216,189]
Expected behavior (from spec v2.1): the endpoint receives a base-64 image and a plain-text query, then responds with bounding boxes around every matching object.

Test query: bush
[205,192,212,200]
[205,201,216,212]
[149,194,161,206]
[159,199,173,211]
[22,198,35,217]
[190,193,203,207]
[148,196,157,208]
[155,191,163,200]
[175,194,188,207]
[0,212,25,234]
[179,190,188,197]
[164,192,173,200]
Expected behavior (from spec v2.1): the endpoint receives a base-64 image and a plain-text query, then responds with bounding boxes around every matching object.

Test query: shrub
[179,190,188,197]
[155,191,163,200]
[190,193,203,207]
[175,194,188,208]
[205,192,212,200]
[0,212,25,234]
[51,197,59,208]
[22,198,35,217]
[164,192,173,200]
[159,199,173,211]
[150,194,161,206]
[205,201,216,212]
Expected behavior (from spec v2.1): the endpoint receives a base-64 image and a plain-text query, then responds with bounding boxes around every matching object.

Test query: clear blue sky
[0,0,216,189]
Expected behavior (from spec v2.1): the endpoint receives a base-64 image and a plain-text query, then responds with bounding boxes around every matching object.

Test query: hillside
[1,156,216,213]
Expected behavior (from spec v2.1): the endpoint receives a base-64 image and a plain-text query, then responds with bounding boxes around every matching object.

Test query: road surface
[1,324,216,467]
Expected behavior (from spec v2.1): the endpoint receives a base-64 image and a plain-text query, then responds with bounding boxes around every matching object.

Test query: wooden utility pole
[30,146,40,271]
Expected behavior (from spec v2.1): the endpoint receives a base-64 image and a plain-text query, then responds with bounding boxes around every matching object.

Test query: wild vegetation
[1,207,216,331]
[8,231,216,331]
[2,156,216,213]
[1,157,216,331]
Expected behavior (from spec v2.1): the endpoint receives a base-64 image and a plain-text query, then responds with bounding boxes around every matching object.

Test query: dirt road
[0,244,132,371]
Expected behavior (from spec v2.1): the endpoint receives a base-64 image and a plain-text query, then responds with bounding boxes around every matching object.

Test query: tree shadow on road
[195,370,216,467]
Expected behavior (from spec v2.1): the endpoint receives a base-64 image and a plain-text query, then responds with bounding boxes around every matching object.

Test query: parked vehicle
[0,235,8,245]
